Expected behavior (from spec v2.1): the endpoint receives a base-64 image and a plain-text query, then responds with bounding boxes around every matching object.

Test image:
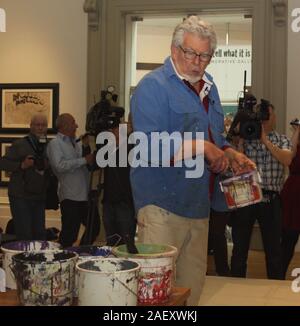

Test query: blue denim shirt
[130,57,229,218]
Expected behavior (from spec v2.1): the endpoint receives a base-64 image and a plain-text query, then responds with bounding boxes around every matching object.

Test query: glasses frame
[179,45,212,62]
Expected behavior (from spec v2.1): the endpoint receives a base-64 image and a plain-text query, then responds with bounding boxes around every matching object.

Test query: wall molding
[83,0,100,30]
[272,0,287,27]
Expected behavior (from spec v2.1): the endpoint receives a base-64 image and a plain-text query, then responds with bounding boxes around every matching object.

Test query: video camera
[86,86,125,136]
[290,118,300,126]
[227,72,270,141]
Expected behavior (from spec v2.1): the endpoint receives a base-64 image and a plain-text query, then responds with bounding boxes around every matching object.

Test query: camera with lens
[231,95,270,140]
[86,86,125,136]
[290,118,300,127]
[227,77,271,141]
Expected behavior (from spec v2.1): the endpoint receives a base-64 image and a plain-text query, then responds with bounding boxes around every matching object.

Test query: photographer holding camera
[102,118,136,248]
[230,102,293,279]
[0,114,49,240]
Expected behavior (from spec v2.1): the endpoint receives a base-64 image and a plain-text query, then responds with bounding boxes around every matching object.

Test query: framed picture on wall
[0,137,20,186]
[0,83,59,134]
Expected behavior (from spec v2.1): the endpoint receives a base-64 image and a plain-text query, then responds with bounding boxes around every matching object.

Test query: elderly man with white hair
[130,16,255,305]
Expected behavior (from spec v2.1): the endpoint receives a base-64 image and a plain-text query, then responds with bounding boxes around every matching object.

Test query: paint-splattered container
[66,245,112,297]
[76,258,140,306]
[11,251,77,306]
[1,241,61,289]
[113,243,178,304]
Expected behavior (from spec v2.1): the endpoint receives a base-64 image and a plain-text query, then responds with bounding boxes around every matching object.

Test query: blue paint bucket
[11,250,78,306]
[66,245,112,297]
[66,245,111,258]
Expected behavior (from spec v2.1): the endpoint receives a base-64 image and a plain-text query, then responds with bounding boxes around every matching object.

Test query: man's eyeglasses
[179,45,212,62]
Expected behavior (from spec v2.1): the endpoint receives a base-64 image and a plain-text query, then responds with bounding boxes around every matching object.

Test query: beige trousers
[137,205,209,306]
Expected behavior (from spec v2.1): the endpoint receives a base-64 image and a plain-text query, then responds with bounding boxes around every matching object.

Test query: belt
[261,189,279,202]
[262,189,279,195]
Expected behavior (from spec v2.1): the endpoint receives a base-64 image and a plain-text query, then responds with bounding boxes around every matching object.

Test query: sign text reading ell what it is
[292,8,300,33]
[0,8,6,32]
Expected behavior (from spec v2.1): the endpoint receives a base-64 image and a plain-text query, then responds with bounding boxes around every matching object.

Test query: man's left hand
[231,151,256,174]
[225,148,256,174]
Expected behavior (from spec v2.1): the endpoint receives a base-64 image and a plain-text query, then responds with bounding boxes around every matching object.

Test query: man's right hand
[204,142,229,174]
[21,155,35,170]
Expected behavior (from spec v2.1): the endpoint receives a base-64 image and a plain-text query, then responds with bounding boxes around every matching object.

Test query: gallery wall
[0,0,88,228]
[0,0,88,135]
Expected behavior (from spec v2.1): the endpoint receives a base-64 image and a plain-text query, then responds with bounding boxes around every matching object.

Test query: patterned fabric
[244,131,291,192]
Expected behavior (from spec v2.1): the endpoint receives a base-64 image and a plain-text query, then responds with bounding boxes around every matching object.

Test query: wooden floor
[203,249,300,306]
[207,249,300,280]
[199,276,300,306]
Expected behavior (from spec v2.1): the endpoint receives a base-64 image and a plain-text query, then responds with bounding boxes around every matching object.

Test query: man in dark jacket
[0,114,49,240]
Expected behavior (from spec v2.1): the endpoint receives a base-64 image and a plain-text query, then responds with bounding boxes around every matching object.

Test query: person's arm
[46,139,89,173]
[0,140,33,172]
[261,127,293,166]
[173,139,229,174]
[290,125,300,158]
[224,147,256,174]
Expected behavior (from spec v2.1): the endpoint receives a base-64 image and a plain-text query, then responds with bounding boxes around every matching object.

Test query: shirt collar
[58,132,76,143]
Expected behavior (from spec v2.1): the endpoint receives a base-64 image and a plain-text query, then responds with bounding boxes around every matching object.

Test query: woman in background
[281,123,300,279]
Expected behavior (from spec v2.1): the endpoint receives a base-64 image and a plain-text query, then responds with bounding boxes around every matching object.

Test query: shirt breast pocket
[169,98,206,132]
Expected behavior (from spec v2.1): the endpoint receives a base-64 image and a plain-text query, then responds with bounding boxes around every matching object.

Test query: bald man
[0,114,49,240]
[47,113,97,247]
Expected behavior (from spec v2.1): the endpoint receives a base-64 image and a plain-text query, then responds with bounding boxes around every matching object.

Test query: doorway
[125,13,252,119]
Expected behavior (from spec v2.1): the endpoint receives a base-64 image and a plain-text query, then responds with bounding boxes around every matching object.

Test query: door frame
[84,0,287,131]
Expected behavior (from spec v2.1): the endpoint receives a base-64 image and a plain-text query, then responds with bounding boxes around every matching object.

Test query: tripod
[80,168,102,246]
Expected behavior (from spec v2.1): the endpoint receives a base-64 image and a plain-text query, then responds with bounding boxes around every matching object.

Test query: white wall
[287,0,300,134]
[0,0,87,224]
[0,0,88,135]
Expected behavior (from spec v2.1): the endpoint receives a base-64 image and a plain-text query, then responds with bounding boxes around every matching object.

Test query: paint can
[113,243,178,304]
[11,250,77,306]
[1,240,61,289]
[66,245,112,297]
[220,170,263,209]
[76,258,140,306]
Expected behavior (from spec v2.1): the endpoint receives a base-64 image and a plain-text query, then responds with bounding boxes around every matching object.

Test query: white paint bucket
[1,240,61,289]
[76,258,140,306]
[113,243,178,304]
[66,245,112,297]
[11,250,78,306]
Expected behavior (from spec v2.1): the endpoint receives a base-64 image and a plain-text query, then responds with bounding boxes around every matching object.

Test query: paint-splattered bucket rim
[112,243,178,258]
[76,258,140,275]
[11,250,78,264]
[1,240,61,253]
[66,245,112,257]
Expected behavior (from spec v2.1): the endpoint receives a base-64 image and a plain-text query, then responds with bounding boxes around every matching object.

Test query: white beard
[182,73,202,85]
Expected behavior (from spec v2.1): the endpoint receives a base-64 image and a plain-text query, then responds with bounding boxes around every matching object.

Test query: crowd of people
[0,15,299,306]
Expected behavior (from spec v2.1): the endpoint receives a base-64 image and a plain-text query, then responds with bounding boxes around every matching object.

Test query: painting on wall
[0,83,59,134]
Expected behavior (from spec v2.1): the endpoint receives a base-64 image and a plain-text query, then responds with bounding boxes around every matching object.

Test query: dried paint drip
[113,243,178,304]
[1,241,61,290]
[76,258,140,306]
[11,251,77,306]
